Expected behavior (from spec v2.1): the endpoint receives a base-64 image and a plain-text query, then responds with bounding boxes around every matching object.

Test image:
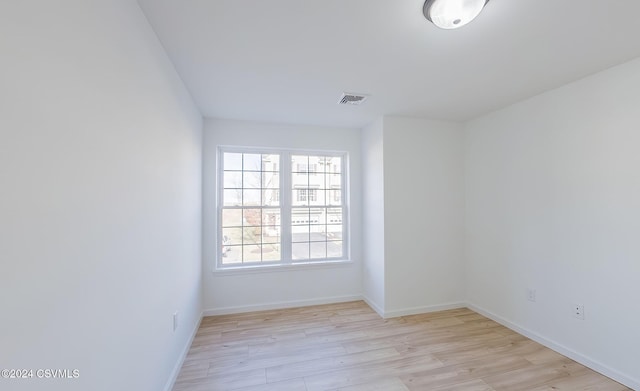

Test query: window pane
[292,242,310,260]
[223,189,241,206]
[327,225,342,240]
[310,230,327,245]
[322,156,334,173]
[311,208,326,225]
[292,155,308,172]
[262,243,281,261]
[262,154,279,172]
[243,209,261,225]
[329,157,341,173]
[224,153,242,171]
[243,224,261,239]
[243,171,261,189]
[310,224,326,236]
[223,171,242,188]
[263,172,279,188]
[243,189,261,206]
[222,210,242,227]
[243,154,262,171]
[291,194,308,206]
[222,227,242,245]
[223,245,241,264]
[263,189,279,206]
[293,188,307,206]
[327,208,343,224]
[292,208,309,225]
[310,242,326,259]
[292,172,309,186]
[328,189,341,206]
[262,209,280,226]
[308,156,324,173]
[243,245,262,262]
[262,226,280,243]
[292,224,309,241]
[309,189,325,206]
[309,171,324,189]
[327,241,343,258]
[327,173,341,188]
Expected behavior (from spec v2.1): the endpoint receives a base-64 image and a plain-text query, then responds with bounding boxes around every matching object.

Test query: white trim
[467,302,640,391]
[383,302,466,319]
[213,259,354,275]
[162,311,203,391]
[360,296,465,319]
[202,295,362,316]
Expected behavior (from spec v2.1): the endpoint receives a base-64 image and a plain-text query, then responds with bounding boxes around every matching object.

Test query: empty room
[2,1,639,390]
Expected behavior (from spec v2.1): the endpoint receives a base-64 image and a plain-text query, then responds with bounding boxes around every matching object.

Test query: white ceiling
[138,0,640,128]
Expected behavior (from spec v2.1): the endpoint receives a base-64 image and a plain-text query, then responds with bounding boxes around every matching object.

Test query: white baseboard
[467,302,640,391]
[383,302,466,318]
[163,311,203,391]
[360,297,465,319]
[202,295,363,316]
[361,295,384,318]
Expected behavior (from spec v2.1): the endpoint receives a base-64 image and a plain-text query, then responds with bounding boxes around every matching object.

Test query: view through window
[219,149,347,268]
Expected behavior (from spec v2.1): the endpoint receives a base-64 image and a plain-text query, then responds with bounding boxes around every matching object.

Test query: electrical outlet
[573,304,585,320]
[173,312,179,331]
[527,288,536,302]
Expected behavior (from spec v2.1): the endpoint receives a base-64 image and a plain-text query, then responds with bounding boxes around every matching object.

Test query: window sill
[213,260,354,276]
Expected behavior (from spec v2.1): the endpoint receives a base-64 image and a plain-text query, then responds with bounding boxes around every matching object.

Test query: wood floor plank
[266,347,401,383]
[173,368,266,391]
[430,378,495,391]
[303,351,444,391]
[529,371,631,391]
[331,376,409,391]
[400,355,533,390]
[481,363,570,391]
[233,378,308,391]
[209,343,348,376]
[171,301,631,391]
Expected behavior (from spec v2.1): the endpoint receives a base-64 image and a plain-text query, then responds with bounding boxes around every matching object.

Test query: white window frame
[216,146,349,270]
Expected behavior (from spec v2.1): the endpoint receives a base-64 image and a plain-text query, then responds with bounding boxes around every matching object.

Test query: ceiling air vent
[339,92,368,105]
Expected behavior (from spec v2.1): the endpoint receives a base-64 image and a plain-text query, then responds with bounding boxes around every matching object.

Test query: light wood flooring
[172,301,630,391]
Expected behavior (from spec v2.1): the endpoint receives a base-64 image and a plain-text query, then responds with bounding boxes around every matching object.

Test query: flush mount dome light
[423,0,489,29]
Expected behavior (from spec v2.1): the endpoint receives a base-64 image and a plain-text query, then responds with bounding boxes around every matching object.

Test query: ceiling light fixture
[423,0,489,30]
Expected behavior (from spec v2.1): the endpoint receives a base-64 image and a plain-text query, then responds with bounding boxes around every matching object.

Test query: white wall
[0,2,203,391]
[361,118,385,314]
[465,57,640,388]
[202,118,362,313]
[382,117,466,316]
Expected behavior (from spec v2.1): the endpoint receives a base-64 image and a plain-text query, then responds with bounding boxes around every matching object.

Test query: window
[218,148,347,268]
